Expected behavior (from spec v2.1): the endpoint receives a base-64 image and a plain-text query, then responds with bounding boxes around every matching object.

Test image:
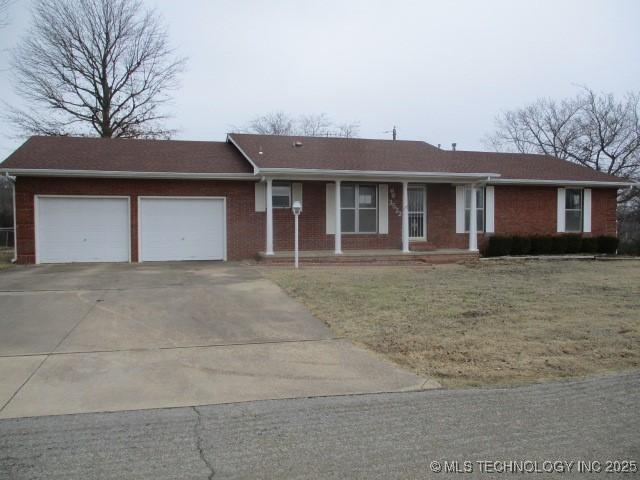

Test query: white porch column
[334,180,342,254]
[265,178,274,255]
[469,184,478,252]
[402,181,409,253]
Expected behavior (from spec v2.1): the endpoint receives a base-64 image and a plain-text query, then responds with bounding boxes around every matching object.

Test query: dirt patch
[264,260,640,388]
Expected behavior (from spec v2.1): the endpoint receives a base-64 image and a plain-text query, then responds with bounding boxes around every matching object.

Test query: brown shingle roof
[229,133,628,183]
[1,134,631,185]
[1,136,253,174]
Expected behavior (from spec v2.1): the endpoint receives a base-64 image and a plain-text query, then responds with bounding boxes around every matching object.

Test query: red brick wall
[14,177,619,264]
[15,177,264,263]
[494,185,558,235]
[590,187,618,236]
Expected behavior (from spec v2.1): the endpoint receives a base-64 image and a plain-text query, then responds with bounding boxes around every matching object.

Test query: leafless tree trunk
[484,87,640,203]
[238,111,360,138]
[6,0,185,138]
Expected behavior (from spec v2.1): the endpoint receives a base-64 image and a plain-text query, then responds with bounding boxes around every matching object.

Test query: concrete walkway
[0,263,430,418]
[0,372,637,479]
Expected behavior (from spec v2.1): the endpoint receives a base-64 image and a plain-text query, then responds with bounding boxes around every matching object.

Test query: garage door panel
[139,198,225,262]
[37,197,130,263]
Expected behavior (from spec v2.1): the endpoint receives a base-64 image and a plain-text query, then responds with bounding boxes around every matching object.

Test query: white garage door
[36,196,130,263]
[139,197,226,262]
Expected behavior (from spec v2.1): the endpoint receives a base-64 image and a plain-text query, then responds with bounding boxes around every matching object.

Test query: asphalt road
[1,372,638,479]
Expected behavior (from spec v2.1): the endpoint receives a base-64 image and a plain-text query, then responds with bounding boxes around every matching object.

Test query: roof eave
[0,168,259,180]
[489,178,636,187]
[257,167,501,182]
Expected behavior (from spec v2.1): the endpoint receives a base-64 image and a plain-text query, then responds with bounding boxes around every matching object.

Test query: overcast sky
[1,0,639,160]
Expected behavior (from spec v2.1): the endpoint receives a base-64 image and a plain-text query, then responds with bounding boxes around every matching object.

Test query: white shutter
[583,188,592,233]
[292,182,303,211]
[378,184,389,234]
[326,183,335,234]
[557,188,566,233]
[455,186,465,234]
[255,182,266,212]
[485,186,495,233]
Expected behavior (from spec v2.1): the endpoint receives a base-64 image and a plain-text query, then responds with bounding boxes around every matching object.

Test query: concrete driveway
[0,263,428,418]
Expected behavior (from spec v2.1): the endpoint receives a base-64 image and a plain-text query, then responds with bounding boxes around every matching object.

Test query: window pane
[566,189,582,210]
[341,184,356,208]
[341,209,355,233]
[272,183,290,208]
[272,195,290,208]
[464,209,470,231]
[565,210,582,232]
[359,209,377,233]
[358,185,376,208]
[464,188,471,208]
[476,188,484,208]
[408,188,424,212]
[476,209,484,232]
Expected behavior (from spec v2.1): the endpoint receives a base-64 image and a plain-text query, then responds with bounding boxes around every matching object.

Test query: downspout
[4,173,16,263]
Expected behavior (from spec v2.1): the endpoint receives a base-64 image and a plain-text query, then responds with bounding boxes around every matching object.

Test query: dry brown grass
[264,260,640,388]
[0,248,14,270]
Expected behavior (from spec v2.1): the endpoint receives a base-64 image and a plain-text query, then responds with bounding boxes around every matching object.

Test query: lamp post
[292,200,302,268]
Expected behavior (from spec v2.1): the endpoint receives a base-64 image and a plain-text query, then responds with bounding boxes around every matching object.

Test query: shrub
[530,235,553,255]
[596,236,619,254]
[487,235,513,257]
[510,236,532,255]
[551,236,569,254]
[564,234,582,254]
[618,237,640,256]
[580,237,599,253]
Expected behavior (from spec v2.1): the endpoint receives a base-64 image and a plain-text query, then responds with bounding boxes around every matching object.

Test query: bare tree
[298,113,331,136]
[239,111,360,138]
[246,111,295,136]
[336,121,360,138]
[6,0,186,138]
[484,87,640,202]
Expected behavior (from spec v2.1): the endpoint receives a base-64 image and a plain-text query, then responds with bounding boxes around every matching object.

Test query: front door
[408,185,426,240]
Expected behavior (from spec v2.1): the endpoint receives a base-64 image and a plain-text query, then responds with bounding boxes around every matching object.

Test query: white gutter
[258,167,502,179]
[0,168,259,180]
[226,134,260,174]
[488,178,636,187]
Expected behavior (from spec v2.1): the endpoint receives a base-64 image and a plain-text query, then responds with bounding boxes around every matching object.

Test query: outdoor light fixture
[292,200,302,268]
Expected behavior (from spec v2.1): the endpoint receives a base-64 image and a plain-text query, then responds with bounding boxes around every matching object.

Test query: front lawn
[264,260,640,388]
[0,248,13,270]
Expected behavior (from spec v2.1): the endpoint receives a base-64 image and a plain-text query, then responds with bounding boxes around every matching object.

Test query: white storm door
[139,197,226,261]
[408,186,426,240]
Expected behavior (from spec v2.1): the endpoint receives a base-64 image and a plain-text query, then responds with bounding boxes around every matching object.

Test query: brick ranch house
[0,134,634,264]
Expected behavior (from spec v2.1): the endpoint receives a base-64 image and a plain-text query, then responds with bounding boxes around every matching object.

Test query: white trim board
[1,168,257,180]
[489,178,634,187]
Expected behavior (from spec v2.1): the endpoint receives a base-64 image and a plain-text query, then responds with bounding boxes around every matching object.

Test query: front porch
[257,248,479,265]
[259,177,489,259]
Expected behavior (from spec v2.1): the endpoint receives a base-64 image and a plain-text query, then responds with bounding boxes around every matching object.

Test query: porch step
[257,250,479,266]
[409,241,437,252]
